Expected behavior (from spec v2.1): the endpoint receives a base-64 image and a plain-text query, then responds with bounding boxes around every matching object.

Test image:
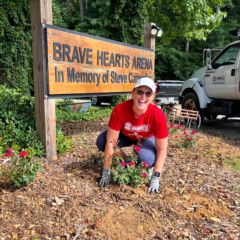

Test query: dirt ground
[0,117,240,240]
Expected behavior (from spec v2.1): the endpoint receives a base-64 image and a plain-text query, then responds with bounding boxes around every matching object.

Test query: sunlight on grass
[223,156,240,172]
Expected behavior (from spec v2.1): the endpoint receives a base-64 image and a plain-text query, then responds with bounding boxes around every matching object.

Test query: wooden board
[45,25,155,96]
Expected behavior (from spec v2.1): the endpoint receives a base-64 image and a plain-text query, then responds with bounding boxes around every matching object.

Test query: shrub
[111,145,150,188]
[0,86,44,156]
[3,148,43,187]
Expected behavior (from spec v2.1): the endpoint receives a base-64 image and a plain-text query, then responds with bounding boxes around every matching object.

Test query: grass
[223,156,240,172]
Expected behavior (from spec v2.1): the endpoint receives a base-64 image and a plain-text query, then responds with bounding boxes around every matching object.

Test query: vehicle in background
[155,80,183,105]
[179,40,240,120]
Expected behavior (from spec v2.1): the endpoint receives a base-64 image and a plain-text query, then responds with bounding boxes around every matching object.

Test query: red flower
[141,172,148,178]
[19,151,28,158]
[134,145,141,152]
[187,137,192,141]
[169,123,174,128]
[142,162,148,169]
[5,152,11,157]
[183,129,187,135]
[5,148,13,157]
[128,161,135,167]
[191,130,197,135]
[120,161,127,167]
[175,135,179,139]
[177,124,183,129]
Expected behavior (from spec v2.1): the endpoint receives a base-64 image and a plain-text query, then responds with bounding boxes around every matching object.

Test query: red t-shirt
[109,99,168,141]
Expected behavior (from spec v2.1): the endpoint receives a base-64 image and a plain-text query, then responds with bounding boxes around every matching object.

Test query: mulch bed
[0,118,239,240]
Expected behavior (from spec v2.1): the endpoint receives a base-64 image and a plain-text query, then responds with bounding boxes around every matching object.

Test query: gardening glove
[99,168,111,188]
[148,175,160,193]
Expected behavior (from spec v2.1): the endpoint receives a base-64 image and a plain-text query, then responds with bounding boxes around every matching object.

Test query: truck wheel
[182,92,200,112]
[182,92,202,129]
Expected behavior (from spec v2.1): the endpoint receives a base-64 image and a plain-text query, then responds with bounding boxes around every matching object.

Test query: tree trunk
[79,0,84,21]
[66,0,72,16]
[185,41,190,53]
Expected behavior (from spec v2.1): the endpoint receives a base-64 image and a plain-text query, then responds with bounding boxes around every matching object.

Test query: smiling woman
[96,77,169,193]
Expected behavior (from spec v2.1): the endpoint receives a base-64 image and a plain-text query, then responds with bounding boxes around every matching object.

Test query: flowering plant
[111,145,149,188]
[176,129,197,148]
[2,148,42,187]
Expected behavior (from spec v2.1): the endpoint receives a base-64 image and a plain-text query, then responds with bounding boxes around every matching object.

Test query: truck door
[203,43,240,100]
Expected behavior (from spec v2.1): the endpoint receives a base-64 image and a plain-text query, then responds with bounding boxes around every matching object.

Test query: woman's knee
[138,137,156,168]
[96,130,107,152]
[138,149,156,168]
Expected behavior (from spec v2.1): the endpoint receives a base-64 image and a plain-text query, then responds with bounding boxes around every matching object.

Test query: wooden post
[144,22,156,51]
[144,23,156,80]
[30,0,57,161]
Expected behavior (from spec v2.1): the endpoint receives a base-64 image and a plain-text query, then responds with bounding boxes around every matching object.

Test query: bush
[0,85,44,156]
[3,148,43,187]
[0,85,72,156]
[111,145,150,188]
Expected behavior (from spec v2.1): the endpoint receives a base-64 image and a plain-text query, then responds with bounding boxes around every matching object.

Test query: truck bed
[155,80,183,105]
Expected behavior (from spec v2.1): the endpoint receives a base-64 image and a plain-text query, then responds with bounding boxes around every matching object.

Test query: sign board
[45,25,154,96]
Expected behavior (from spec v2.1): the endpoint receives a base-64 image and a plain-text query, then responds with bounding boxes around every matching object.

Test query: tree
[146,0,228,46]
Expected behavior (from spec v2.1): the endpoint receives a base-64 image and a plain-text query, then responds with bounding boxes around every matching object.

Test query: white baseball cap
[134,77,156,93]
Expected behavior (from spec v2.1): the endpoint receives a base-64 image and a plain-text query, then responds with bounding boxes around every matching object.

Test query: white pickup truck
[180,40,240,120]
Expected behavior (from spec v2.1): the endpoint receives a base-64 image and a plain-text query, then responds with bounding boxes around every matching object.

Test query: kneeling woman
[96,77,168,192]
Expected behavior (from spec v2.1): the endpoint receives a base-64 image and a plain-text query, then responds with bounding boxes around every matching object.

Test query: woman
[96,77,168,192]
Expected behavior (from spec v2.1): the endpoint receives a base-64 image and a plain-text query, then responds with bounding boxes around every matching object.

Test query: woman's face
[132,86,155,113]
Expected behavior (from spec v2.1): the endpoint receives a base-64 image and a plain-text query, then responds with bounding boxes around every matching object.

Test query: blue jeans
[96,130,156,168]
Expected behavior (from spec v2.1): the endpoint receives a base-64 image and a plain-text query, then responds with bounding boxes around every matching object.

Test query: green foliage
[109,0,149,45]
[0,86,44,156]
[204,0,239,49]
[52,0,69,28]
[56,105,112,123]
[155,45,202,80]
[0,0,33,94]
[112,146,149,188]
[56,128,72,155]
[146,0,227,43]
[175,129,197,149]
[74,0,113,38]
[0,86,72,156]
[111,94,130,106]
[5,149,43,187]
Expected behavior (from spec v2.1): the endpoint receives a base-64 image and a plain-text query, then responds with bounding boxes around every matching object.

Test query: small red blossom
[175,135,179,139]
[177,124,183,129]
[134,145,141,152]
[128,161,135,167]
[19,150,28,158]
[191,130,197,135]
[7,148,13,154]
[141,172,148,178]
[187,137,192,141]
[120,161,127,167]
[142,162,148,169]
[5,148,13,157]
[5,152,12,157]
[183,129,187,135]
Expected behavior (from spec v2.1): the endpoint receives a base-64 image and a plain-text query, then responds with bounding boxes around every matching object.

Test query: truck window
[212,43,240,69]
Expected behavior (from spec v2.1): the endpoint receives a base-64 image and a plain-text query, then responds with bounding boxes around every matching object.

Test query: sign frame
[43,24,155,99]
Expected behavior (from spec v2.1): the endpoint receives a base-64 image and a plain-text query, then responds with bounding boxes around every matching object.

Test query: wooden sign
[45,25,154,96]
